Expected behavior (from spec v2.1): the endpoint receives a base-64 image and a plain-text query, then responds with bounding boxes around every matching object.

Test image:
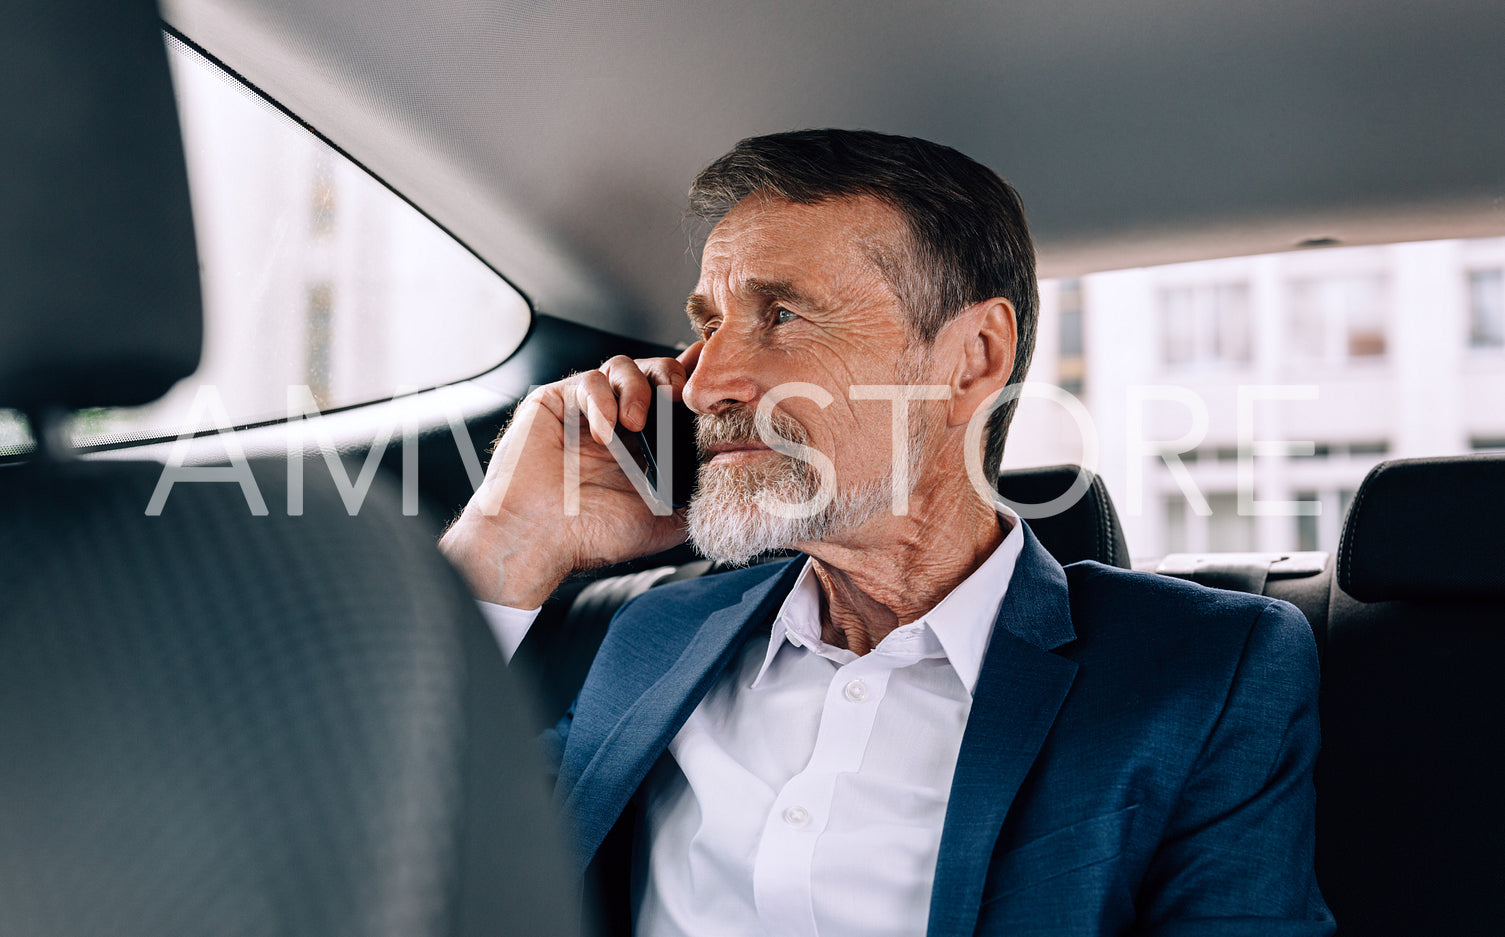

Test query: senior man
[440,129,1333,937]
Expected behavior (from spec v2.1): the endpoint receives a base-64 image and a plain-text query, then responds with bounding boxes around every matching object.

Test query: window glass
[1009,236,1505,559]
[48,36,531,448]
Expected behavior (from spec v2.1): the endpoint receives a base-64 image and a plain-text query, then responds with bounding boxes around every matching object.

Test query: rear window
[1009,236,1505,557]
[0,34,529,455]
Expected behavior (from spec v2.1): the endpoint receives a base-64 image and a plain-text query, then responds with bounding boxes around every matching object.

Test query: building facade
[1008,238,1505,558]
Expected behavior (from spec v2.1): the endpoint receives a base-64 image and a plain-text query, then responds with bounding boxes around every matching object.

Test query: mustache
[695,405,810,456]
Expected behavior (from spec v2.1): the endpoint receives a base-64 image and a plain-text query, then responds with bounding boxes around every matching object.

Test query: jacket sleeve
[1134,600,1335,936]
[539,703,574,788]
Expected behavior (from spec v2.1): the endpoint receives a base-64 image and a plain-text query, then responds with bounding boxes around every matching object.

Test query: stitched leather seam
[1094,473,1113,565]
[1339,462,1383,595]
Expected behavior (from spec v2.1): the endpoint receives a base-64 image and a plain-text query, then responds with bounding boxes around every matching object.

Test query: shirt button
[844,679,869,702]
[783,805,810,828]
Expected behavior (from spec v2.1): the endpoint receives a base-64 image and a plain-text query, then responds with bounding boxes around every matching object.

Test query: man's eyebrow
[686,278,826,329]
[685,293,714,328]
[744,278,813,309]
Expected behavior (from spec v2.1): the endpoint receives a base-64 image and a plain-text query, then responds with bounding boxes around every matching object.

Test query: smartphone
[634,391,699,509]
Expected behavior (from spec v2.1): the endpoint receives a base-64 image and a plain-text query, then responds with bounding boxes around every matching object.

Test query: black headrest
[0,0,202,415]
[1338,454,1505,603]
[997,463,1132,568]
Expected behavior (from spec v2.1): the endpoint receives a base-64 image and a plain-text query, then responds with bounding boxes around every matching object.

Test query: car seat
[1314,453,1505,936]
[0,2,580,935]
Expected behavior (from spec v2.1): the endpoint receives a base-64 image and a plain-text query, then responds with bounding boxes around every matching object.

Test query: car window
[1008,236,1505,557]
[0,34,530,457]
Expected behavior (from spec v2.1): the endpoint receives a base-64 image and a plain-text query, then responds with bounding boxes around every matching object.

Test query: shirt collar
[752,503,1025,696]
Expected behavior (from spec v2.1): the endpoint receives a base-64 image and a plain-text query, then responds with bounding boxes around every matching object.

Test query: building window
[1290,487,1361,553]
[1163,495,1188,554]
[1207,492,1255,553]
[1469,269,1504,349]
[1058,278,1085,396]
[1287,274,1387,364]
[1291,440,1388,460]
[1347,440,1389,457]
[1159,282,1252,368]
[1295,490,1319,552]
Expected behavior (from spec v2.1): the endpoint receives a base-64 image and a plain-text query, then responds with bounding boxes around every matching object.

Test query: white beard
[684,389,932,566]
[686,453,895,566]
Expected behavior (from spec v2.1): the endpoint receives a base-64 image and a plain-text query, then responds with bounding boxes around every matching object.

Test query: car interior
[2,0,1503,935]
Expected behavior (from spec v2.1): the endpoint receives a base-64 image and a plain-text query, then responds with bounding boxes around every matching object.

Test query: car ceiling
[161,0,1505,347]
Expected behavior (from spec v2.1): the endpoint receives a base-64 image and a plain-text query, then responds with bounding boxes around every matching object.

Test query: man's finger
[635,356,691,403]
[574,369,619,445]
[599,355,655,432]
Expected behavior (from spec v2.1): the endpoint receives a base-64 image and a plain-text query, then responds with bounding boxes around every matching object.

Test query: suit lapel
[561,558,804,870]
[927,525,1079,937]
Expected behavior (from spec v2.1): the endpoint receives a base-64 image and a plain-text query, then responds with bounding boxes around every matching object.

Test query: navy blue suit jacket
[548,525,1335,936]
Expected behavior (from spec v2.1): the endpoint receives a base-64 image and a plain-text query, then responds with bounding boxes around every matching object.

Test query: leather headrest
[1338,454,1505,603]
[997,463,1132,569]
[0,0,202,415]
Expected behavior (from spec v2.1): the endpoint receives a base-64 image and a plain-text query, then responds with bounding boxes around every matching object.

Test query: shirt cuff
[476,600,542,663]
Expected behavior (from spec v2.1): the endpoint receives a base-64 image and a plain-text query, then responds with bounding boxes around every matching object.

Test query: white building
[1008,238,1505,558]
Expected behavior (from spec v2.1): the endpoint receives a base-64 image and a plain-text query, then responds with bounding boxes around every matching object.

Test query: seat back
[0,2,580,934]
[1315,454,1505,935]
[0,463,580,937]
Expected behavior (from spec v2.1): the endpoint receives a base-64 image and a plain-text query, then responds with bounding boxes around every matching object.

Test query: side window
[0,35,530,455]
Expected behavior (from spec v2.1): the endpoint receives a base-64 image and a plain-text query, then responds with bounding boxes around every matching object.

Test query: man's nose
[683,329,759,415]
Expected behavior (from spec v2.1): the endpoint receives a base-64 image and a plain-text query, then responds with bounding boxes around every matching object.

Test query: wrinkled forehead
[696,192,908,286]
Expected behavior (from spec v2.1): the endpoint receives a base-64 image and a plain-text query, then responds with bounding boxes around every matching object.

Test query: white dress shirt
[478,507,1024,937]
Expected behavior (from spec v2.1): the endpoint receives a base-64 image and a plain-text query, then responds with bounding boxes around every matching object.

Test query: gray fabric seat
[0,462,579,937]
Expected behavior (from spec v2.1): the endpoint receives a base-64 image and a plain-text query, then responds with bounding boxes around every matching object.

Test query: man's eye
[698,323,719,340]
[773,306,799,325]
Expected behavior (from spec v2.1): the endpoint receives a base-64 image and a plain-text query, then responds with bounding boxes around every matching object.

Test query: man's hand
[439,344,703,608]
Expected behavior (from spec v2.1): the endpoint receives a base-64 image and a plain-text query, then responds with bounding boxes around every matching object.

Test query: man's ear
[943,297,1017,428]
